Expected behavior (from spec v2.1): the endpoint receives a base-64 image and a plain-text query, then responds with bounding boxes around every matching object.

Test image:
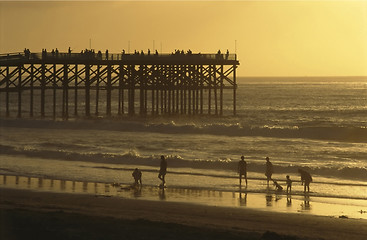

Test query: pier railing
[0,52,237,63]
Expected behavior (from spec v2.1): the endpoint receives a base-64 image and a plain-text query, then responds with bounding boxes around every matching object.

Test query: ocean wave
[1,144,367,181]
[1,118,366,142]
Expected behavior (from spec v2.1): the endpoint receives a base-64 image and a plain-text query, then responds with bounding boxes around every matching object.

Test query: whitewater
[1,77,367,202]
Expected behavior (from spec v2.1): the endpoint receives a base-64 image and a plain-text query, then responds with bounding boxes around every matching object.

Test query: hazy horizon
[1,1,366,77]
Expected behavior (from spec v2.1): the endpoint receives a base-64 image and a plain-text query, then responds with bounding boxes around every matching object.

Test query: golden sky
[0,1,366,77]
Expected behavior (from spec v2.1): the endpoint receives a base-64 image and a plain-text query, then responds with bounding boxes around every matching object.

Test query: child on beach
[132,168,142,185]
[273,180,283,192]
[286,175,292,194]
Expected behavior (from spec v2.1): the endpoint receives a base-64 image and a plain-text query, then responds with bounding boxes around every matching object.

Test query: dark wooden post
[188,65,192,115]
[95,65,100,116]
[5,66,9,117]
[168,65,172,114]
[200,65,203,114]
[214,65,218,115]
[220,65,224,116]
[233,64,237,115]
[53,64,57,119]
[118,64,123,116]
[106,64,112,116]
[17,65,22,118]
[144,66,148,115]
[180,66,184,114]
[85,64,91,117]
[151,65,155,115]
[74,64,78,116]
[30,64,34,117]
[63,64,69,119]
[139,65,144,115]
[129,65,135,116]
[208,65,212,115]
[41,63,46,118]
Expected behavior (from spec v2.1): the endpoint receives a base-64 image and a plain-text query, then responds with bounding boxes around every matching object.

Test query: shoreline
[1,187,367,240]
[1,174,367,220]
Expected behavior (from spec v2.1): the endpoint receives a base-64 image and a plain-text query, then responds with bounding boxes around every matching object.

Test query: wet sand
[1,185,367,240]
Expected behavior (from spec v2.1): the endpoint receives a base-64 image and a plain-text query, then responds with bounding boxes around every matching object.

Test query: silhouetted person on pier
[265,157,273,185]
[68,47,72,56]
[226,49,229,60]
[24,48,30,59]
[148,49,151,55]
[155,50,158,56]
[97,50,102,60]
[298,169,312,193]
[286,175,292,194]
[158,155,167,186]
[51,49,55,57]
[238,155,247,186]
[132,168,142,185]
[217,49,222,59]
[55,48,59,58]
[105,49,109,60]
[42,49,47,59]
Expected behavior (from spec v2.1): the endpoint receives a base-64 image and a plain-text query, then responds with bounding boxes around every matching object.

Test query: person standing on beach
[265,157,273,185]
[238,156,247,186]
[298,169,312,193]
[158,155,167,186]
[286,175,292,194]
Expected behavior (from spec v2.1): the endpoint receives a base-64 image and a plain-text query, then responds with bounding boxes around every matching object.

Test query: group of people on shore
[132,155,167,188]
[238,156,313,193]
[131,155,312,194]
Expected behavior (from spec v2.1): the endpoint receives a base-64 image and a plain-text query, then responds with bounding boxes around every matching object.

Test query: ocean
[1,77,367,204]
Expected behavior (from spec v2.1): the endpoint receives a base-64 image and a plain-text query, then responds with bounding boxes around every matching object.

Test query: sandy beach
[1,185,367,240]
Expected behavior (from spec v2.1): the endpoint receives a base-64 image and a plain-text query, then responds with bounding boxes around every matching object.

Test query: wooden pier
[0,51,239,118]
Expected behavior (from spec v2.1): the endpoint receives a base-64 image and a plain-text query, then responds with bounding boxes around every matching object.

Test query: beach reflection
[1,174,367,219]
[287,195,292,207]
[159,188,166,200]
[301,195,311,211]
[239,192,247,206]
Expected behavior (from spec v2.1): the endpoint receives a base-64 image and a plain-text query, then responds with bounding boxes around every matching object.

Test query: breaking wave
[1,118,366,142]
[1,144,367,181]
